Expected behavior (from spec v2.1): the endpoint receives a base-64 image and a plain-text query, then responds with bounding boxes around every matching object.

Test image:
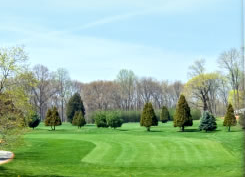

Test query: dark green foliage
[238,112,245,129]
[199,111,217,132]
[72,111,86,128]
[94,111,108,128]
[174,95,193,131]
[191,108,201,120]
[223,104,237,131]
[28,112,40,129]
[106,112,123,129]
[66,93,85,123]
[45,107,62,130]
[160,106,170,123]
[140,102,158,131]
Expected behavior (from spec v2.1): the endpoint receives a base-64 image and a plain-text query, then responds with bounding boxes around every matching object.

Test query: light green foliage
[106,112,123,129]
[199,111,217,132]
[174,95,193,131]
[223,104,237,131]
[72,111,86,128]
[140,102,158,131]
[160,106,170,123]
[45,107,62,130]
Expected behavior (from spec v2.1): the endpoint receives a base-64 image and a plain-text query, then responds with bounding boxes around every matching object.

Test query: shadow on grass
[116,129,129,131]
[0,166,65,177]
[178,129,200,132]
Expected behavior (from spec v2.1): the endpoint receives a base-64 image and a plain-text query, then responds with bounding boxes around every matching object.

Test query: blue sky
[0,0,243,83]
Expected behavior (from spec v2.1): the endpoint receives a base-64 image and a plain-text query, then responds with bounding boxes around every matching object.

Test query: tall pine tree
[223,104,237,132]
[66,93,85,123]
[199,111,217,132]
[140,102,158,131]
[174,95,192,131]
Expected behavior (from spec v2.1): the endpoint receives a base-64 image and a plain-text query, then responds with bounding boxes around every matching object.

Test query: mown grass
[0,119,244,177]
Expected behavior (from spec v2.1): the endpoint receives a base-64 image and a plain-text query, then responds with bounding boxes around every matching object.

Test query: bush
[106,112,123,129]
[94,111,108,128]
[28,112,40,129]
[191,109,201,120]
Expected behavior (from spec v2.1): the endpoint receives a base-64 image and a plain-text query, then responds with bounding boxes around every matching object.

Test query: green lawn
[0,119,244,177]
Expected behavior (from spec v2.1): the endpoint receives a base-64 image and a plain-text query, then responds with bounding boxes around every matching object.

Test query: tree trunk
[54,126,55,131]
[182,126,184,132]
[147,127,150,131]
[228,126,231,132]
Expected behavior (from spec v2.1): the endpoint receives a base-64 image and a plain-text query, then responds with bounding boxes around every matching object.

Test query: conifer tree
[140,102,158,131]
[174,95,192,131]
[45,107,62,130]
[160,106,170,123]
[66,93,85,123]
[199,111,217,132]
[72,111,86,128]
[223,104,237,131]
[28,112,40,130]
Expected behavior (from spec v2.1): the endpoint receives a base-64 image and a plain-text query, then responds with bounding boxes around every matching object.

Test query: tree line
[0,46,244,147]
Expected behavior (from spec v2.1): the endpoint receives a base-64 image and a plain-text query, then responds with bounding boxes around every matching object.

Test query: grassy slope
[0,119,244,177]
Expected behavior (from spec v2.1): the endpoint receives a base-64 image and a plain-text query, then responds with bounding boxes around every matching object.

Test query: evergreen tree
[28,112,40,129]
[72,111,86,128]
[223,104,237,131]
[160,106,170,123]
[199,111,217,132]
[45,107,62,130]
[174,95,193,131]
[140,102,158,131]
[66,93,85,123]
[106,112,123,129]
